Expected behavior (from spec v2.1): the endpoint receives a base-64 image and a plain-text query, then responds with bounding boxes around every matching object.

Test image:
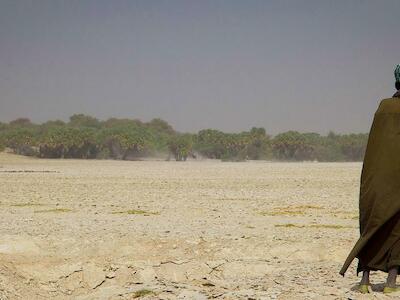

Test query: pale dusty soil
[0,153,396,299]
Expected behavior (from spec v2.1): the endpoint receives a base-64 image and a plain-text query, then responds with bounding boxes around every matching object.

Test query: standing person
[340,65,400,294]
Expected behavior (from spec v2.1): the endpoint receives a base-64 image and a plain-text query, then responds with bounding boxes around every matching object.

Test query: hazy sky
[0,0,399,134]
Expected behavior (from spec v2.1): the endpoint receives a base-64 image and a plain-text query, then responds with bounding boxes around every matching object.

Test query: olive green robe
[340,96,400,276]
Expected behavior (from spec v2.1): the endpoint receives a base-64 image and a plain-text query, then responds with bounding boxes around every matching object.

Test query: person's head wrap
[395,64,400,83]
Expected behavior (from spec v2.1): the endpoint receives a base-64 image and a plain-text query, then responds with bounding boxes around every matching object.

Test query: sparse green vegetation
[275,223,354,229]
[11,203,45,207]
[112,209,159,216]
[308,224,354,229]
[275,223,300,228]
[217,198,252,201]
[260,210,306,216]
[132,289,155,298]
[292,205,323,210]
[34,208,72,213]
[331,211,358,220]
[245,225,256,229]
[259,205,324,216]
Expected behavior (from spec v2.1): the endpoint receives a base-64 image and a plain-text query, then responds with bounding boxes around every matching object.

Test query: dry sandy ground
[0,153,397,299]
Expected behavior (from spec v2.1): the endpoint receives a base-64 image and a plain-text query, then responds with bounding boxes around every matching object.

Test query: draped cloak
[340,95,400,276]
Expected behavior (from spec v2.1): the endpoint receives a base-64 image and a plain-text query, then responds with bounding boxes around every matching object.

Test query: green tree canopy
[69,114,101,128]
[0,114,368,162]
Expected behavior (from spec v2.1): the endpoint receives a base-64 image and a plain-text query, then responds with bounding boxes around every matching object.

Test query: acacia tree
[195,129,226,159]
[41,120,66,129]
[39,127,97,158]
[146,118,175,135]
[4,127,39,155]
[272,131,316,161]
[9,118,33,128]
[168,134,193,161]
[69,114,101,128]
[218,132,248,161]
[0,122,8,131]
[339,133,368,161]
[245,127,271,160]
[65,127,98,158]
[0,123,6,151]
[97,125,155,160]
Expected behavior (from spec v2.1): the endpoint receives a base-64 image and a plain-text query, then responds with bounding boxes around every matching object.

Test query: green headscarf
[395,64,400,83]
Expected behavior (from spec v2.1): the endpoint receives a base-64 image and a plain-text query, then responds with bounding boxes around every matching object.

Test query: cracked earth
[0,153,397,299]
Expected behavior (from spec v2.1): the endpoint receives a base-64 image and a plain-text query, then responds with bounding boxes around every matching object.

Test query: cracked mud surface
[0,153,396,299]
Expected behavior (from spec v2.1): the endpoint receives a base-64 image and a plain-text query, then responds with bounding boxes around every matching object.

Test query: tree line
[0,114,368,162]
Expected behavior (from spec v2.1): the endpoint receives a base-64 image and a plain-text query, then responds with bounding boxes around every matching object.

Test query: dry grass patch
[331,210,358,220]
[133,289,155,298]
[112,209,159,216]
[259,204,323,217]
[275,223,301,228]
[245,225,256,229]
[34,208,72,213]
[309,224,354,229]
[11,203,45,207]
[292,205,323,210]
[262,205,358,220]
[260,210,305,216]
[275,223,354,229]
[216,198,252,201]
[336,214,358,220]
